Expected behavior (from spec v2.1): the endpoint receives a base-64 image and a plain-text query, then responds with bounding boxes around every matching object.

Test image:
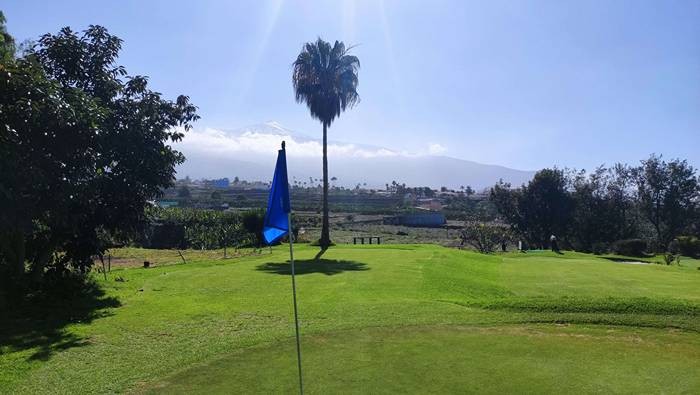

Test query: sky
[4,0,700,171]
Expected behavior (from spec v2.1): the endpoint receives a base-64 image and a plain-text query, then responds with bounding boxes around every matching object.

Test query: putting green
[141,324,700,394]
[3,245,700,393]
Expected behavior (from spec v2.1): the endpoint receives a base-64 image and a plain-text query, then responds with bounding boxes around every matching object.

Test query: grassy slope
[1,245,699,394]
[151,325,700,394]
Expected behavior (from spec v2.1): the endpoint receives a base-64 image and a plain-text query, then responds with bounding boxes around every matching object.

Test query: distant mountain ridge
[174,122,535,190]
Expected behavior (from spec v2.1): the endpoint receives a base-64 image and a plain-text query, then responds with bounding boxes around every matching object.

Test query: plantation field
[2,245,700,394]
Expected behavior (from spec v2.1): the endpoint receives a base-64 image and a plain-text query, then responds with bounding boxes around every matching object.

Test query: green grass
[149,325,700,394]
[96,246,264,268]
[1,245,700,394]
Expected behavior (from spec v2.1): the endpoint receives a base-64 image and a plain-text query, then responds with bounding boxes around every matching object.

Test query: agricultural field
[2,245,700,394]
[296,212,462,246]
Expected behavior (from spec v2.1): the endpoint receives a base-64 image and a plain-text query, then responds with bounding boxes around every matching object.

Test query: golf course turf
[2,244,700,394]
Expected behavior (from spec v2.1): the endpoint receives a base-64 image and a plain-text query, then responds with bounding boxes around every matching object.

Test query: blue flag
[263,144,291,244]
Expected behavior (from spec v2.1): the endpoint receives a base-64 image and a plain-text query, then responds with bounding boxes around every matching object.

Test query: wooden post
[99,255,107,281]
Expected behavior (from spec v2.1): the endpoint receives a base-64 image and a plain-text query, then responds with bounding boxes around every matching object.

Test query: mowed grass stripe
[138,325,700,394]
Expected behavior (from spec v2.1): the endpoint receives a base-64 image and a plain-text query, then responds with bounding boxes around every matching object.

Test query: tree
[605,164,639,240]
[0,24,198,291]
[633,155,699,249]
[490,180,521,230]
[570,165,634,251]
[0,11,15,62]
[490,158,699,253]
[292,38,360,249]
[460,221,511,253]
[490,169,572,248]
[522,169,572,247]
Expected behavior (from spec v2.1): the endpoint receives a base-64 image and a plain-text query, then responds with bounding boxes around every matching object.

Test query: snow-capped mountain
[173,122,535,190]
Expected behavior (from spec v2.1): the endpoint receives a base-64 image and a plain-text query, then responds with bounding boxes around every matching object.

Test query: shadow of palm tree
[0,279,120,362]
[313,247,327,261]
[256,259,369,276]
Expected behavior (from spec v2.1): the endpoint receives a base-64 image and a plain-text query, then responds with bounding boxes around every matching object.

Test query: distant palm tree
[293,38,360,248]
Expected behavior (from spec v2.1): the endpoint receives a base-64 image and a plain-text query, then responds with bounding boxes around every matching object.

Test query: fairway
[2,245,700,394]
[146,325,700,394]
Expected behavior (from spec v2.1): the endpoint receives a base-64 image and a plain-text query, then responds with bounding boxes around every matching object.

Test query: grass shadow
[313,247,328,261]
[0,278,120,362]
[256,259,370,276]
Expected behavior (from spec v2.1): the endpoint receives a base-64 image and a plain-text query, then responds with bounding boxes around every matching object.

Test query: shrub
[611,239,647,257]
[662,253,680,266]
[141,207,250,250]
[591,242,609,255]
[148,223,186,249]
[676,236,700,258]
[460,222,510,253]
[241,209,266,247]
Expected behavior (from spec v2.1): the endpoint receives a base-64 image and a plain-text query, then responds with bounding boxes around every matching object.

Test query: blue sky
[4,0,700,171]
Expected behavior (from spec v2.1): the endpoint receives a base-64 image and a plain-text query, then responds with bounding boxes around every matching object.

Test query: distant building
[384,212,446,227]
[211,178,230,188]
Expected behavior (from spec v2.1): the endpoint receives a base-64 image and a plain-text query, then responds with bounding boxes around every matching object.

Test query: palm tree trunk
[320,122,331,248]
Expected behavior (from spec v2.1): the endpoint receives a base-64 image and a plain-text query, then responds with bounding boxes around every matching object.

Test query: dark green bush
[149,223,186,249]
[140,207,253,249]
[241,209,265,247]
[591,242,609,255]
[676,236,700,258]
[611,239,648,257]
[662,253,680,266]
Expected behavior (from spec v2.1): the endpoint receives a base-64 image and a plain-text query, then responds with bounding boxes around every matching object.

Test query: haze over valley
[175,122,535,190]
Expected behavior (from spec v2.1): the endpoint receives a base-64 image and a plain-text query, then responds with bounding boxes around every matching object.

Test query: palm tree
[293,38,360,248]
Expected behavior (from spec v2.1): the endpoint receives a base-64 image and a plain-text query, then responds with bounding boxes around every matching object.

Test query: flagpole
[286,159,304,395]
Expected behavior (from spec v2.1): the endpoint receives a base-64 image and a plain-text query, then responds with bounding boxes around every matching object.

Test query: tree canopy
[0,11,14,62]
[490,156,699,253]
[0,22,198,293]
[292,38,360,127]
[633,155,699,248]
